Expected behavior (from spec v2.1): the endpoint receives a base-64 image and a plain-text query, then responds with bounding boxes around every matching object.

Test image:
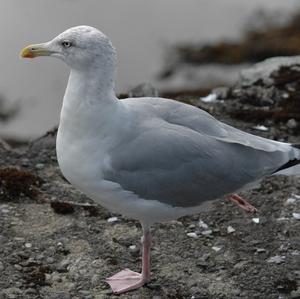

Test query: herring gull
[21,26,300,294]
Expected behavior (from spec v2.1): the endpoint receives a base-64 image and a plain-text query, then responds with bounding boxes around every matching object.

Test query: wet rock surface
[1,59,300,298]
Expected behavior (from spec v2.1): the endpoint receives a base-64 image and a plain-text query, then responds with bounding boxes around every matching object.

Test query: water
[0,0,299,139]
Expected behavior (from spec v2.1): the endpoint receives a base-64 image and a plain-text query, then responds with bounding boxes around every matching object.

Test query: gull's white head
[21,26,116,71]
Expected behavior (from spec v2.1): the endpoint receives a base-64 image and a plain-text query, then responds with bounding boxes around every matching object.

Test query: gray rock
[46,257,55,264]
[57,259,70,272]
[287,119,298,129]
[240,56,300,86]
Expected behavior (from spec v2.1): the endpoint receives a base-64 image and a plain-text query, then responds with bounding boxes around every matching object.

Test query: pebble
[35,163,45,169]
[14,264,22,271]
[286,197,296,204]
[227,226,236,234]
[46,257,55,264]
[201,229,213,236]
[187,232,198,239]
[266,255,285,264]
[252,125,269,132]
[200,93,217,103]
[188,224,196,229]
[24,243,32,248]
[292,213,300,220]
[252,218,260,224]
[57,259,70,272]
[286,118,298,129]
[129,245,138,252]
[256,248,267,253]
[21,158,30,166]
[212,246,222,252]
[198,220,209,229]
[107,216,119,223]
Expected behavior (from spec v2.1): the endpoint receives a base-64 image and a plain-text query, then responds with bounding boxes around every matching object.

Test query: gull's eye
[61,40,73,48]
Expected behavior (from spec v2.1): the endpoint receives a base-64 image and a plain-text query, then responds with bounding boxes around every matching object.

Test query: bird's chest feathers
[56,104,117,188]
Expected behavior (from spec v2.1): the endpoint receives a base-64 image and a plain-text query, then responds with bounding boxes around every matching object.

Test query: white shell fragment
[187,232,198,239]
[129,245,137,251]
[200,93,217,103]
[227,226,236,234]
[107,216,119,223]
[212,246,222,252]
[252,218,260,224]
[292,213,300,220]
[252,125,269,132]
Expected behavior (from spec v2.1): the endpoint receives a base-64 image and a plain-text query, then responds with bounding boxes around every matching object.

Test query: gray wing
[104,101,289,208]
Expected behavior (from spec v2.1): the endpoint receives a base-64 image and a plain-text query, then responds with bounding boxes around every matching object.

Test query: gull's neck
[59,64,122,137]
[65,65,117,106]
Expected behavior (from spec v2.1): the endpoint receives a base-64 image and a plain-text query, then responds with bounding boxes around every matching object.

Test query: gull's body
[21,26,300,294]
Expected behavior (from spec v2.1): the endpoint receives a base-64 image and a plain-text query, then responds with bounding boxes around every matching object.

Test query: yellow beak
[20,43,51,58]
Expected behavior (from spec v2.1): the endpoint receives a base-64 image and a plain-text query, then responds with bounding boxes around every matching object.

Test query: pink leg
[105,227,152,294]
[229,193,258,213]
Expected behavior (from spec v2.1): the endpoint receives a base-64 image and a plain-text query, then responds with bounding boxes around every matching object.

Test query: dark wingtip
[293,144,300,149]
[274,158,300,173]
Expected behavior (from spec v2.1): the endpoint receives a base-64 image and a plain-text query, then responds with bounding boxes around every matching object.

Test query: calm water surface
[0,0,299,139]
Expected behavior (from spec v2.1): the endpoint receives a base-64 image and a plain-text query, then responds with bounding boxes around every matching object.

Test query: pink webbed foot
[106,268,149,294]
[229,193,258,213]
[106,228,152,294]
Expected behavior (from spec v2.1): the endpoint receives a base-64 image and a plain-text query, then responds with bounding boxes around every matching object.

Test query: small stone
[266,255,285,264]
[197,260,208,268]
[14,264,22,271]
[201,229,213,236]
[107,216,119,223]
[198,220,209,229]
[129,245,137,251]
[252,125,269,132]
[188,224,196,229]
[24,243,32,248]
[227,226,236,234]
[276,217,289,221]
[292,213,300,220]
[291,287,300,298]
[212,246,222,252]
[252,218,260,224]
[187,232,198,239]
[51,272,62,282]
[46,257,55,264]
[21,158,30,166]
[200,93,217,103]
[256,248,267,253]
[57,259,70,272]
[287,118,298,129]
[286,197,296,204]
[35,163,45,169]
